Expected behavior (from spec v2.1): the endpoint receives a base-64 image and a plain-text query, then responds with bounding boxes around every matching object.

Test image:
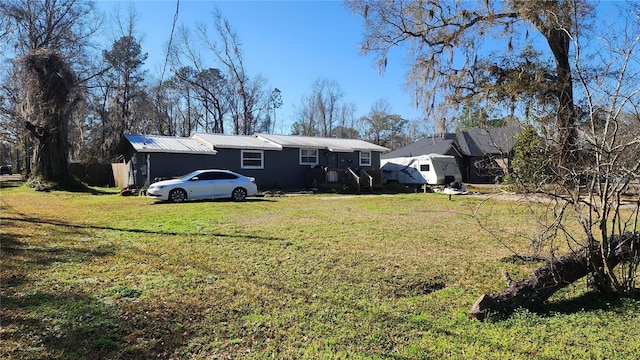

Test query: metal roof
[122,133,389,154]
[123,134,216,154]
[255,133,390,153]
[193,133,282,150]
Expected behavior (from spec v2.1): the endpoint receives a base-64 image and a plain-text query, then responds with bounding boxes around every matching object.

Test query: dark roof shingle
[384,125,521,158]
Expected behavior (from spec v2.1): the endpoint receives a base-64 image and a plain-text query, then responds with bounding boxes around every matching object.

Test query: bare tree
[562,6,640,293]
[331,101,359,139]
[193,68,228,134]
[0,0,98,57]
[469,4,640,318]
[170,26,230,134]
[164,66,200,136]
[197,9,266,135]
[1,0,98,181]
[264,87,283,134]
[144,81,178,136]
[169,11,276,136]
[361,98,409,148]
[98,8,148,159]
[0,78,25,168]
[347,0,639,317]
[292,91,320,137]
[292,78,353,137]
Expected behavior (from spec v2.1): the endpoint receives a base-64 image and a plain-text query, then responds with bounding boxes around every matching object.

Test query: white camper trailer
[381,154,463,186]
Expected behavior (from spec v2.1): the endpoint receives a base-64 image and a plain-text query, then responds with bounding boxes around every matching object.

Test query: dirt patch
[469,190,638,209]
[0,174,24,182]
[382,277,447,298]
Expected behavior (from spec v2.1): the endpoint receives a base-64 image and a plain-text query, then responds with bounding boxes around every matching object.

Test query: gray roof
[123,134,216,154]
[121,133,389,155]
[382,125,521,159]
[382,135,459,159]
[193,133,282,150]
[455,126,520,157]
[256,133,390,153]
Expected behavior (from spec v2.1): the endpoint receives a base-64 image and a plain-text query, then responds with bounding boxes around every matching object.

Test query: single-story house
[115,133,389,191]
[113,134,218,189]
[383,126,521,183]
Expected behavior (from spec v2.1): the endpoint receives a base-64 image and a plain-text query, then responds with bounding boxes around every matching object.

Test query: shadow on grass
[1,215,226,359]
[0,288,197,359]
[47,183,119,195]
[1,233,113,267]
[381,275,447,298]
[481,291,640,322]
[64,185,118,195]
[0,178,117,195]
[535,291,640,317]
[149,196,278,205]
[38,177,117,195]
[0,180,24,189]
[1,215,282,242]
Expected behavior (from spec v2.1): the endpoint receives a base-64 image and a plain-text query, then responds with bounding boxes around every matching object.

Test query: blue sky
[96,0,424,134]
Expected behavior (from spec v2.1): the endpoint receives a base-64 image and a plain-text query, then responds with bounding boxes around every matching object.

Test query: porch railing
[307,167,382,193]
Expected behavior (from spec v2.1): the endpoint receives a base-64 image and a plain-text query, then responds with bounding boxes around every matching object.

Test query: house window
[241,150,263,169]
[300,149,318,165]
[359,151,371,166]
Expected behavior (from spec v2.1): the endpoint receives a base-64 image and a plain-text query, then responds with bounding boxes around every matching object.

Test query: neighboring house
[383,126,521,183]
[115,133,389,191]
[383,133,463,158]
[455,126,520,183]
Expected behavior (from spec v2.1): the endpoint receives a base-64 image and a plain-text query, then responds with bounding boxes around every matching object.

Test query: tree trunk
[545,27,578,175]
[19,49,76,186]
[26,118,70,184]
[468,232,640,320]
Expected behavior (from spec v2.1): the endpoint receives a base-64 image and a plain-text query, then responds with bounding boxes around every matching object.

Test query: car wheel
[169,188,187,202]
[231,187,247,201]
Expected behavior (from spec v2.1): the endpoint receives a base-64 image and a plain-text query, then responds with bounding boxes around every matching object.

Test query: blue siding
[119,138,384,190]
[126,152,219,187]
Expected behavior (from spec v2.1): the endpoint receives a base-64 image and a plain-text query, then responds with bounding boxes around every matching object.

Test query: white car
[147,169,257,202]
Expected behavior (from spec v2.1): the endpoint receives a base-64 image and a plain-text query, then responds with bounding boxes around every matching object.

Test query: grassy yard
[1,181,639,359]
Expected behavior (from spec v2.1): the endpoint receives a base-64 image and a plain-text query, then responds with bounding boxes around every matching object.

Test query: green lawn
[1,181,639,359]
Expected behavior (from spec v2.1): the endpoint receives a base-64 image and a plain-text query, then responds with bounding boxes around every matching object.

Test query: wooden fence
[69,163,116,187]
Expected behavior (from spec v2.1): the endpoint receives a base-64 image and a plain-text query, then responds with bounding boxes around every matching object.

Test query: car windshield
[178,170,203,181]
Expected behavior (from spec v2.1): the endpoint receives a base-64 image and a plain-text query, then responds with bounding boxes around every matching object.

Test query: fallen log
[469,232,639,320]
